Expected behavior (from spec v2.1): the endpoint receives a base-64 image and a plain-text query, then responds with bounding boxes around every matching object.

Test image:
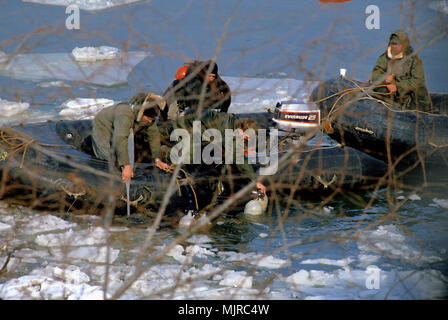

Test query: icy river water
[0,0,447,300]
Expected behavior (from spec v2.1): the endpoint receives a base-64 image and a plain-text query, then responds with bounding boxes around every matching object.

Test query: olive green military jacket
[92,102,162,167]
[170,109,256,179]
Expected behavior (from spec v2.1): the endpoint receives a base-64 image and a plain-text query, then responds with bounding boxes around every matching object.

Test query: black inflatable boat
[311,77,448,181]
[0,114,389,215]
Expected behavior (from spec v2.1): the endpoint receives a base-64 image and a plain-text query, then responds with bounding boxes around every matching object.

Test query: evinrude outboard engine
[272,101,320,136]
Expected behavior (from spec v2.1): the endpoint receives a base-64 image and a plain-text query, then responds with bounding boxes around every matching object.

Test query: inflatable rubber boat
[0,113,389,215]
[311,77,448,181]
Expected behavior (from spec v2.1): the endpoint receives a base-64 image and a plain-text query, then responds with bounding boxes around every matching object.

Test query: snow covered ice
[23,0,142,11]
[0,99,30,117]
[224,77,318,113]
[0,50,150,86]
[59,98,115,119]
[72,46,121,62]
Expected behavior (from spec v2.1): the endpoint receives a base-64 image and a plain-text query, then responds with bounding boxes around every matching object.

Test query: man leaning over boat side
[91,92,170,183]
[159,108,267,195]
[161,60,232,121]
[371,29,433,112]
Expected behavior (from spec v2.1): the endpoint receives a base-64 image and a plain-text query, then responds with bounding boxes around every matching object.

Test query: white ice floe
[165,244,186,263]
[397,193,421,201]
[432,198,448,209]
[285,269,333,287]
[219,251,289,269]
[14,248,51,261]
[51,265,90,284]
[22,0,142,11]
[0,99,30,117]
[283,267,448,300]
[0,51,8,64]
[219,270,253,288]
[109,226,129,232]
[22,214,77,235]
[37,80,70,88]
[72,46,120,62]
[35,226,108,247]
[186,234,213,244]
[224,76,318,113]
[185,245,215,259]
[357,225,443,263]
[65,246,120,263]
[429,1,448,14]
[0,51,150,86]
[408,193,421,201]
[252,255,290,269]
[0,271,105,300]
[0,222,13,232]
[59,98,114,120]
[301,258,353,268]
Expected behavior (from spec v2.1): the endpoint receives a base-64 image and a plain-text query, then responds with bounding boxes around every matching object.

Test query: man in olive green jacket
[92,93,170,182]
[371,29,433,112]
[165,109,267,194]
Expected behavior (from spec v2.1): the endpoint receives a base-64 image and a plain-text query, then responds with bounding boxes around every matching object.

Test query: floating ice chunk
[0,275,52,299]
[37,80,70,88]
[67,246,120,263]
[0,99,30,117]
[357,225,443,263]
[219,270,253,288]
[23,214,76,235]
[35,226,109,247]
[285,269,333,287]
[59,98,114,120]
[23,0,142,11]
[72,46,120,62]
[218,251,288,269]
[109,226,129,232]
[429,1,448,14]
[165,244,188,263]
[14,248,51,260]
[409,193,421,201]
[223,76,318,114]
[185,245,215,258]
[53,265,90,284]
[433,198,448,209]
[301,258,353,268]
[0,222,12,232]
[61,98,115,109]
[357,254,380,267]
[252,255,290,269]
[0,51,150,86]
[186,234,213,244]
[398,193,421,201]
[218,251,253,262]
[0,51,8,63]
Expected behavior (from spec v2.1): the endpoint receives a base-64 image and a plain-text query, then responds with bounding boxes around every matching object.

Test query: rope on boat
[310,77,445,136]
[161,164,199,211]
[54,178,87,198]
[120,194,144,206]
[0,130,36,168]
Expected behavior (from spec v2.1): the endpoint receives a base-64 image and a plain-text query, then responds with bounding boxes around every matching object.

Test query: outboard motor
[272,101,320,136]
